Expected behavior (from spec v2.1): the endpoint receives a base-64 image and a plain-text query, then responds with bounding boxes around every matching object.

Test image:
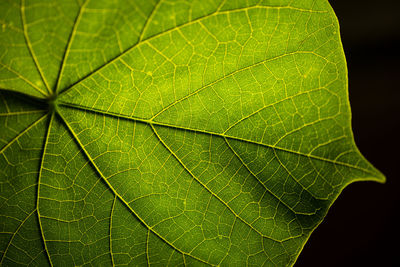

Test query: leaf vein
[57,110,213,266]
[58,102,379,178]
[20,0,51,94]
[36,112,54,267]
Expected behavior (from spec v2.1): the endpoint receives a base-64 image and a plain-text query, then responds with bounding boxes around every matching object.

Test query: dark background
[297,1,400,266]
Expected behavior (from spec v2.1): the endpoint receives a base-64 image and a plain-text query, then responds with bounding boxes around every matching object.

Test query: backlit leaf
[0,0,384,266]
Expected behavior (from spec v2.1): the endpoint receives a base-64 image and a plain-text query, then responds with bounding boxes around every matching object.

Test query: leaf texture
[0,0,385,266]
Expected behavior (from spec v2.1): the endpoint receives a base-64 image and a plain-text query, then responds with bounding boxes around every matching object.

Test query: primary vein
[57,110,213,266]
[20,0,52,95]
[58,102,379,178]
[57,5,326,96]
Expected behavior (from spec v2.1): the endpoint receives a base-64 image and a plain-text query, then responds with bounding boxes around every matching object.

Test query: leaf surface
[0,0,384,266]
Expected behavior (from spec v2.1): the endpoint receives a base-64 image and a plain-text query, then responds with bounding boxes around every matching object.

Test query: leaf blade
[0,0,385,266]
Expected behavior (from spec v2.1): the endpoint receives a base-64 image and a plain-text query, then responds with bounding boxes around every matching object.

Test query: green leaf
[0,0,385,266]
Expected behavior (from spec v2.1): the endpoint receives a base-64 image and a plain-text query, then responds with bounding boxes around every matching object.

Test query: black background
[297,1,400,266]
